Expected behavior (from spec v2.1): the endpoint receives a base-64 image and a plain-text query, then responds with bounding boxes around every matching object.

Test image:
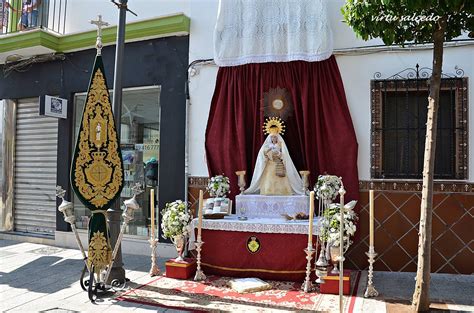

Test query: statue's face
[271,135,278,144]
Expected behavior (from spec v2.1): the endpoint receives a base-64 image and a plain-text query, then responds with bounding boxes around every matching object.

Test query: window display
[73,87,161,237]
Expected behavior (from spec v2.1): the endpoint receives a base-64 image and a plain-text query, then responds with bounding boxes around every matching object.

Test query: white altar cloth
[235,195,309,219]
[192,215,320,235]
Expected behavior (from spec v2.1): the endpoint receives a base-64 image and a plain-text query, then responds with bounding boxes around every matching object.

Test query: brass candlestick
[299,170,310,195]
[235,171,246,194]
[364,246,379,297]
[194,240,206,281]
[149,237,160,276]
[301,247,316,292]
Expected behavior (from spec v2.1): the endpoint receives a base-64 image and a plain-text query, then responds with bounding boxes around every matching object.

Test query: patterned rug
[117,272,361,312]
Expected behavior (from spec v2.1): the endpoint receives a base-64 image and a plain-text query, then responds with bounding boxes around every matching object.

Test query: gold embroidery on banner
[74,68,123,208]
[88,230,112,272]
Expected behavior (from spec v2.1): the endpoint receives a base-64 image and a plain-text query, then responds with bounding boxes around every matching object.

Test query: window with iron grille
[371,71,468,180]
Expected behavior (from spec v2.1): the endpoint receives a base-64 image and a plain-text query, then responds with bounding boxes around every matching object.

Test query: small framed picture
[204,198,232,215]
[220,198,233,215]
[39,95,68,119]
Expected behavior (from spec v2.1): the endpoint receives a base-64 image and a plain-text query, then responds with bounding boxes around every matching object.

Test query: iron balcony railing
[0,0,67,35]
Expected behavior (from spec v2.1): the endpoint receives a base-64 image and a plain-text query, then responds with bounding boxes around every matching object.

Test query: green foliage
[342,0,474,45]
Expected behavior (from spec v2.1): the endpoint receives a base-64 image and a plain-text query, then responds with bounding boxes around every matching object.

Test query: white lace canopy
[214,0,333,66]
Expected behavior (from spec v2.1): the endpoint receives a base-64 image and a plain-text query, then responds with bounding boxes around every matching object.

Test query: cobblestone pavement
[1,239,472,312]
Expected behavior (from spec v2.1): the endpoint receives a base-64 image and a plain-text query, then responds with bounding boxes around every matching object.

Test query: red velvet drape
[205,56,359,207]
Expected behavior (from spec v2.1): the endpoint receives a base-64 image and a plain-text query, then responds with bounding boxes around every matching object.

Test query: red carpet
[117,272,361,312]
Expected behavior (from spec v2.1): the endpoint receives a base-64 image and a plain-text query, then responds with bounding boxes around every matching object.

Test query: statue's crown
[263,117,285,135]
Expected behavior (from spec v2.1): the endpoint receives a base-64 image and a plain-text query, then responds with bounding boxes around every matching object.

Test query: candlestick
[299,170,310,195]
[364,246,379,297]
[301,247,316,292]
[235,171,246,194]
[308,191,315,247]
[369,190,374,247]
[150,188,155,238]
[197,190,204,240]
[194,240,206,281]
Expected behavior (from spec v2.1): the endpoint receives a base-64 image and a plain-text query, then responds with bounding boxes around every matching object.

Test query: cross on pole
[90,15,109,55]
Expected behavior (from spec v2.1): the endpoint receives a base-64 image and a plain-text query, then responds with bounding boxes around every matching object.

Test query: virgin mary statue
[245,119,304,195]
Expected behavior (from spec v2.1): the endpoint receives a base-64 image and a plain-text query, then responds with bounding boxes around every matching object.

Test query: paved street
[0,239,472,312]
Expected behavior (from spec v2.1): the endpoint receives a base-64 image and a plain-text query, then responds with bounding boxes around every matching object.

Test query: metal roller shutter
[14,99,58,235]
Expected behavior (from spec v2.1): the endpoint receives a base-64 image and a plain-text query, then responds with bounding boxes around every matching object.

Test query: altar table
[191,215,320,281]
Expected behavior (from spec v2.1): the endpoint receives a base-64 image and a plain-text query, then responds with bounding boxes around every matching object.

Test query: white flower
[160,200,192,239]
[207,175,231,197]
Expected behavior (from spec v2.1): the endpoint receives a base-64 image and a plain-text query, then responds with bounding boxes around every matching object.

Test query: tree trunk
[412,17,447,312]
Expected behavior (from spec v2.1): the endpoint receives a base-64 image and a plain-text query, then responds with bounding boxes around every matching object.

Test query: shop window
[73,86,161,237]
[371,77,468,180]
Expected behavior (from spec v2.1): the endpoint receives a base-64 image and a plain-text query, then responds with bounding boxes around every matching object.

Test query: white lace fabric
[191,215,320,235]
[214,0,333,66]
[236,194,309,219]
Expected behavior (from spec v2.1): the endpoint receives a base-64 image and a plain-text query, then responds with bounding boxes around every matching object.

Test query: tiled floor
[0,239,472,312]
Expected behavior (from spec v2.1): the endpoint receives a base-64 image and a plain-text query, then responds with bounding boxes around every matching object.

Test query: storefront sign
[39,95,68,119]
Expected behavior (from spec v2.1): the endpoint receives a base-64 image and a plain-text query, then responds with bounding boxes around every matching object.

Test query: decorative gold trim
[166,260,196,268]
[322,275,350,281]
[88,230,112,272]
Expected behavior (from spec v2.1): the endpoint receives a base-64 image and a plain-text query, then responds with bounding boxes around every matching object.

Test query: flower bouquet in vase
[313,174,343,283]
[321,200,358,274]
[207,175,231,214]
[161,200,193,262]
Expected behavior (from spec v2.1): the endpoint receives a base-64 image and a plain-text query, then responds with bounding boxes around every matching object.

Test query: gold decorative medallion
[247,236,261,253]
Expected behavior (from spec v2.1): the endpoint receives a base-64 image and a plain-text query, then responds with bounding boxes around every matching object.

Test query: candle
[339,190,345,253]
[308,191,315,248]
[197,190,204,240]
[369,190,374,247]
[150,188,155,238]
[339,189,345,309]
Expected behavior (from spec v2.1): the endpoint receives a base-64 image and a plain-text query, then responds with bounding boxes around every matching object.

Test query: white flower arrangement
[314,175,342,201]
[160,200,192,239]
[207,175,231,197]
[320,200,358,249]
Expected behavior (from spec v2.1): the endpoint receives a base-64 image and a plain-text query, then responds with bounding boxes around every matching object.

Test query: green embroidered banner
[71,55,124,272]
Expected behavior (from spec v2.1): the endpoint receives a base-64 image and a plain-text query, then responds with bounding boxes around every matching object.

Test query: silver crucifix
[90,15,109,55]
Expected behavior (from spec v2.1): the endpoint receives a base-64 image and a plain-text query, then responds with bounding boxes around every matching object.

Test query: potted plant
[161,200,192,261]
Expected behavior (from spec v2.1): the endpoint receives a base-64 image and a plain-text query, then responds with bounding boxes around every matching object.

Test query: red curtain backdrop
[205,56,359,207]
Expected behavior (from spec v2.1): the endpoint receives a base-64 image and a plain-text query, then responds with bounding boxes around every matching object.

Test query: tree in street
[341,1,473,311]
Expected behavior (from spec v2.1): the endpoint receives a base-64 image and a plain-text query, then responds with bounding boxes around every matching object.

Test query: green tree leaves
[341,0,473,45]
